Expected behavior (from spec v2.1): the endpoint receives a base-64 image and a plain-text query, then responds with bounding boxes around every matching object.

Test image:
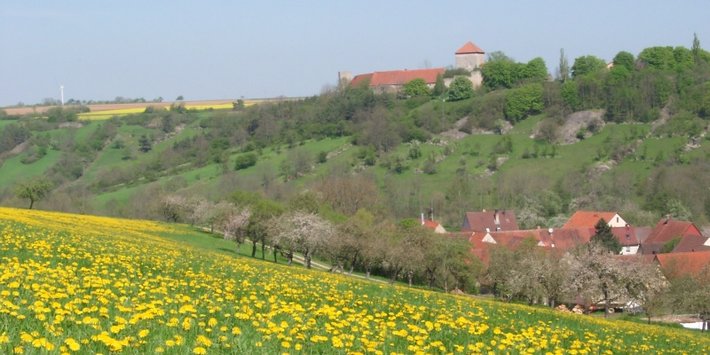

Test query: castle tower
[454,41,485,71]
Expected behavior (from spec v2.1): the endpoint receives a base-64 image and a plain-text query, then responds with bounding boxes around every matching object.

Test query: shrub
[447,77,474,101]
[505,84,544,122]
[234,153,258,170]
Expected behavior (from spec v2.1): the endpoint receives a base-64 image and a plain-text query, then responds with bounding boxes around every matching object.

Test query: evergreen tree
[138,134,152,153]
[692,33,701,59]
[591,218,621,253]
[557,48,569,82]
[432,74,446,97]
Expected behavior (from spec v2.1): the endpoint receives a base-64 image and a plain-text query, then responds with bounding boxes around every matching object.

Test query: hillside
[0,206,708,353]
[1,43,710,230]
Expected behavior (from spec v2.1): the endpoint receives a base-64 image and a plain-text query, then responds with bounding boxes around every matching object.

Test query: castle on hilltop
[339,41,485,94]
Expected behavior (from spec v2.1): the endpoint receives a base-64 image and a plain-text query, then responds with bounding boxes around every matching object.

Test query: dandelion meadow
[0,207,708,354]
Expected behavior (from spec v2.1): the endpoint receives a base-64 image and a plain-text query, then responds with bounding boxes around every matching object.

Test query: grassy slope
[2,110,707,222]
[0,206,707,354]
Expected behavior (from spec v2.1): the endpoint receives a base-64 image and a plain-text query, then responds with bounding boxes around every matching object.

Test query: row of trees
[483,234,708,326]
[157,191,481,292]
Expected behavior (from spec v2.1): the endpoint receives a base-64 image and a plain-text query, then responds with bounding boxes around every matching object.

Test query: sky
[1,0,709,107]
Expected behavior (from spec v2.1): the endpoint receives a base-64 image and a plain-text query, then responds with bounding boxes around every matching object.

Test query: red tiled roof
[462,210,518,232]
[641,218,703,254]
[350,68,445,87]
[478,227,593,252]
[611,226,641,246]
[455,41,485,54]
[467,232,491,266]
[349,73,373,87]
[539,228,593,251]
[562,211,618,229]
[423,220,439,228]
[672,235,710,253]
[634,227,653,243]
[654,251,710,279]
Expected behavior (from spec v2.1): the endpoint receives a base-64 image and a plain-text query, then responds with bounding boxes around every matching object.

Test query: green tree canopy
[638,46,676,70]
[402,78,430,97]
[16,179,52,209]
[504,83,544,122]
[447,76,474,101]
[612,51,635,71]
[522,57,549,83]
[571,55,607,78]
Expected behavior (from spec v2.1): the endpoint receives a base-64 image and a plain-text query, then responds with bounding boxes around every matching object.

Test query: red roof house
[654,251,710,279]
[640,218,704,255]
[422,219,447,234]
[461,210,518,233]
[350,68,445,93]
[562,211,627,229]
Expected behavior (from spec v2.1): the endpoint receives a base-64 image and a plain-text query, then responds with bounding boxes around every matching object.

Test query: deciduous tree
[571,55,606,78]
[447,76,474,101]
[16,179,52,209]
[403,78,430,97]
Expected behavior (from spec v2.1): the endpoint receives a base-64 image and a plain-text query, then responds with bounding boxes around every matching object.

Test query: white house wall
[608,214,627,228]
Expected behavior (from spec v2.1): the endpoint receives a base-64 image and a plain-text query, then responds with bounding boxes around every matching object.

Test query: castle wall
[455,53,485,71]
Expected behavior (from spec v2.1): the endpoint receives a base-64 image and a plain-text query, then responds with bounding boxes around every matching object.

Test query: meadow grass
[0,150,61,188]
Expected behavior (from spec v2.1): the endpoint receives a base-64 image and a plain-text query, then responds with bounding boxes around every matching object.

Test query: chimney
[494,209,500,226]
[548,228,555,248]
[664,214,671,224]
[421,213,425,225]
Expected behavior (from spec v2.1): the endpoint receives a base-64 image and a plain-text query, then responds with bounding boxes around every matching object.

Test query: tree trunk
[603,288,610,319]
[349,255,358,275]
[390,268,400,284]
[407,272,413,287]
[287,251,293,265]
[29,198,35,210]
[365,268,371,279]
[273,248,278,263]
[261,243,266,259]
[251,240,257,257]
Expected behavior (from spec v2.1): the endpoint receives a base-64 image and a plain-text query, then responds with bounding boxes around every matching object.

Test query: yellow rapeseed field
[0,206,708,354]
[77,102,249,120]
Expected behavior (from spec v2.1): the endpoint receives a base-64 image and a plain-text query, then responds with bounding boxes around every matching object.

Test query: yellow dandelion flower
[196,335,213,347]
[64,338,80,352]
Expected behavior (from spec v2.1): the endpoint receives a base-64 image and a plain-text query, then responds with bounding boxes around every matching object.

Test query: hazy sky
[1,1,708,107]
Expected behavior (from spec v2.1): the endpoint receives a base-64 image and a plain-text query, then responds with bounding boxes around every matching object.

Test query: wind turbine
[60,85,65,106]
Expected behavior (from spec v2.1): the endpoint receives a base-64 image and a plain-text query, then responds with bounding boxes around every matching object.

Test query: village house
[340,41,485,94]
[611,225,651,255]
[461,209,518,233]
[653,250,710,279]
[562,211,628,229]
[640,217,709,254]
[421,215,447,234]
